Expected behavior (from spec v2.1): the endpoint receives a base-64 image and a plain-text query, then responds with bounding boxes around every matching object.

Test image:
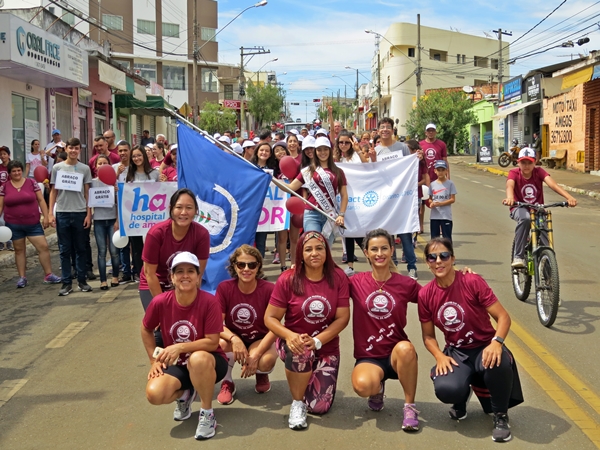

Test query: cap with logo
[434,160,447,169]
[289,129,299,136]
[253,137,260,144]
[170,251,200,270]
[518,147,536,162]
[213,133,221,140]
[52,129,61,136]
[315,136,332,149]
[425,123,437,131]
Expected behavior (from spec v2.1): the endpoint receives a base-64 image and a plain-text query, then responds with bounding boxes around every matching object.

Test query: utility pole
[416,14,422,102]
[192,0,198,125]
[239,46,270,137]
[493,28,512,95]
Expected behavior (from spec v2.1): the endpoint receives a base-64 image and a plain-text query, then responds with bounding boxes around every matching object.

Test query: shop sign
[499,76,522,106]
[526,75,542,102]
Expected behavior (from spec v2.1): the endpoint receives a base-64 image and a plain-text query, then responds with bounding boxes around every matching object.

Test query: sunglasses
[338,141,352,146]
[425,252,452,263]
[235,261,259,270]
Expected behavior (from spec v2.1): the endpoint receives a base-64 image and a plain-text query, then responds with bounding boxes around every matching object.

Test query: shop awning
[492,99,541,119]
[115,94,175,116]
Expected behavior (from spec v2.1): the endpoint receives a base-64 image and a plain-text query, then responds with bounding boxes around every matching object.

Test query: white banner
[256,182,290,232]
[337,155,420,238]
[117,182,178,236]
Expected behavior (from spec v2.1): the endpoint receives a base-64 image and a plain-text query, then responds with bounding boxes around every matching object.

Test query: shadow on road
[550,300,600,335]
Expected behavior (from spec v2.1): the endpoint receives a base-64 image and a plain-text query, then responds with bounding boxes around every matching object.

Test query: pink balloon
[286,197,305,215]
[291,213,304,229]
[280,156,299,180]
[33,166,48,183]
[98,164,117,186]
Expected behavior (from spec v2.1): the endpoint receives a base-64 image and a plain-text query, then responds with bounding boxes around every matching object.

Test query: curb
[0,233,59,269]
[469,164,600,200]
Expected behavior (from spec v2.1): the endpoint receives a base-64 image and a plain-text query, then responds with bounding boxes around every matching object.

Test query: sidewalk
[450,155,600,200]
[0,227,58,269]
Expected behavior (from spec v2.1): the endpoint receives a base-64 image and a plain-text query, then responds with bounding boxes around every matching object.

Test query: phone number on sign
[550,130,572,144]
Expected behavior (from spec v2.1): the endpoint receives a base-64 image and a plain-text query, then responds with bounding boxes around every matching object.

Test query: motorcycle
[498,139,525,167]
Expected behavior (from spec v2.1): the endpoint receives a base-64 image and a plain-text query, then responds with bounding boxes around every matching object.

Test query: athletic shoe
[217,380,236,405]
[449,404,467,421]
[119,275,132,284]
[281,266,288,273]
[401,253,407,263]
[402,403,420,432]
[86,270,97,280]
[344,266,355,277]
[368,383,385,411]
[16,276,28,288]
[195,410,217,440]
[408,269,418,281]
[6,241,14,251]
[43,273,62,284]
[272,253,280,264]
[288,401,308,430]
[492,412,512,442]
[255,373,271,393]
[511,257,526,268]
[342,253,348,263]
[173,389,196,421]
[58,284,73,296]
[134,274,140,283]
[78,282,93,292]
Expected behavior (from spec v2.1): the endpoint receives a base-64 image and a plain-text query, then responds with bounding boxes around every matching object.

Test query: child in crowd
[429,160,456,242]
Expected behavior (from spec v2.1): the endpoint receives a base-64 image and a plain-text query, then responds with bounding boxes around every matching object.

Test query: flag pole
[165,108,338,224]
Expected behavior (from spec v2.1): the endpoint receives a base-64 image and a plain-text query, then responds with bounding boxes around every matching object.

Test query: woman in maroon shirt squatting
[419,237,523,443]
[141,252,228,441]
[349,229,420,431]
[265,231,350,431]
[215,244,278,405]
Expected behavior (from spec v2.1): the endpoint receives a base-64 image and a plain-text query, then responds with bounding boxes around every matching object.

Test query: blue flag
[177,122,272,293]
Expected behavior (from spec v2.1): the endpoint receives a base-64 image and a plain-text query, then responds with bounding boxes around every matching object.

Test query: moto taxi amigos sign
[16,26,60,63]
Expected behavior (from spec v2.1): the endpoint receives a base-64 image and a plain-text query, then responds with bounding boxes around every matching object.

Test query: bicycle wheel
[536,248,560,327]
[511,238,531,301]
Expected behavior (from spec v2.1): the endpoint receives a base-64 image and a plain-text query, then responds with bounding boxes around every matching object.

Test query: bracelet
[230,335,238,343]
[338,212,345,217]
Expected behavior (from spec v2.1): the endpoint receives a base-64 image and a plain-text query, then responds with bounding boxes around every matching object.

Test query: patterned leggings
[276,338,340,414]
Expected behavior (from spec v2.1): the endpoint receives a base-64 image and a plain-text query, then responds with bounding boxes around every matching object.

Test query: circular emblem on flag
[363,190,379,207]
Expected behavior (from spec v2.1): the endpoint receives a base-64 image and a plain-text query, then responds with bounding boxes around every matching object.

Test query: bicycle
[509,201,568,327]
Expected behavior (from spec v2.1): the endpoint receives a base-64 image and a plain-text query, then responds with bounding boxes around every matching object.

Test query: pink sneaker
[255,373,271,393]
[217,380,235,405]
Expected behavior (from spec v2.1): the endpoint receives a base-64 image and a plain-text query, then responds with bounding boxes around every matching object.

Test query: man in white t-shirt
[44,129,65,173]
[369,117,410,161]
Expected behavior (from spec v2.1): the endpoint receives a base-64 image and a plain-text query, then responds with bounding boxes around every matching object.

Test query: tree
[404,90,476,154]
[246,83,284,129]
[198,101,238,135]
[317,101,354,127]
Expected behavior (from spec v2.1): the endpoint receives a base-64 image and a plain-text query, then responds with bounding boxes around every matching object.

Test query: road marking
[457,175,468,180]
[0,379,28,409]
[471,180,481,184]
[497,189,505,193]
[484,184,495,189]
[96,284,128,303]
[46,322,90,348]
[506,333,600,448]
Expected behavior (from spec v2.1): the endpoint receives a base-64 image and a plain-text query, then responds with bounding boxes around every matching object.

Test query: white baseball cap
[170,251,200,270]
[315,128,328,136]
[518,147,536,162]
[302,135,316,150]
[231,143,243,154]
[289,129,299,135]
[242,140,256,149]
[213,133,222,139]
[425,123,437,131]
[315,136,331,149]
[253,137,260,143]
[297,134,304,142]
[218,135,231,145]
[170,144,178,151]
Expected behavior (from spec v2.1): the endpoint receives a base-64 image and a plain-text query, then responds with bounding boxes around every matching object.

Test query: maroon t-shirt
[164,151,174,166]
[0,178,41,225]
[418,272,498,349]
[140,220,210,290]
[142,290,225,365]
[0,165,8,185]
[163,166,177,181]
[217,278,274,344]
[295,167,346,211]
[419,139,447,182]
[350,272,420,360]
[508,167,549,205]
[89,152,120,178]
[417,159,427,199]
[269,268,350,356]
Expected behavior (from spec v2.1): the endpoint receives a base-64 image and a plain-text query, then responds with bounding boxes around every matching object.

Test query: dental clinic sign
[0,14,88,86]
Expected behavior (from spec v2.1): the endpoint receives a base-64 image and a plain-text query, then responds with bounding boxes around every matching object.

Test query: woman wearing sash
[287,136,348,246]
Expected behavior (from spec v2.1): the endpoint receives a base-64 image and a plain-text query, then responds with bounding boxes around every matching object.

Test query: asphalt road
[0,162,598,449]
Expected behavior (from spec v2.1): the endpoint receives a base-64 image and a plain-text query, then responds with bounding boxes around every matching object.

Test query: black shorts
[355,356,398,381]
[163,352,228,391]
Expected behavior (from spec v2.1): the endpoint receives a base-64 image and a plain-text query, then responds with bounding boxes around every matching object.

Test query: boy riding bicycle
[503,148,577,268]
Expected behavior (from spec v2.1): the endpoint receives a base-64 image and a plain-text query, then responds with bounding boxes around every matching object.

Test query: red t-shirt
[89,152,121,178]
[217,278,274,344]
[419,139,447,182]
[508,167,549,205]
[417,160,427,199]
[350,272,420,360]
[163,166,177,181]
[164,151,174,166]
[142,290,225,365]
[418,272,498,349]
[0,178,41,225]
[0,165,8,185]
[140,220,211,290]
[269,268,350,356]
[149,158,164,169]
[294,167,346,211]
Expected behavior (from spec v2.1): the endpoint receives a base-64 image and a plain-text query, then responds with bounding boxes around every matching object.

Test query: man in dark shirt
[140,130,155,147]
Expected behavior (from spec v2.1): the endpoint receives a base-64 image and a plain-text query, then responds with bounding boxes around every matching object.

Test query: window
[408,47,415,57]
[201,68,218,92]
[201,27,216,42]
[224,84,233,100]
[137,19,156,35]
[474,56,488,68]
[11,94,40,164]
[102,14,123,31]
[429,49,447,62]
[491,58,499,69]
[134,63,157,83]
[162,23,180,38]
[163,65,185,90]
[63,12,75,25]
[456,54,460,64]
[462,54,466,64]
[113,59,131,69]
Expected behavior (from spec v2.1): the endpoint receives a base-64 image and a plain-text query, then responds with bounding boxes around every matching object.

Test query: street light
[254,58,278,86]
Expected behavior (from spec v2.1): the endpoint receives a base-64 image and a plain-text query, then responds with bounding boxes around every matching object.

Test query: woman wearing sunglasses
[418,237,523,443]
[265,231,350,430]
[215,245,277,405]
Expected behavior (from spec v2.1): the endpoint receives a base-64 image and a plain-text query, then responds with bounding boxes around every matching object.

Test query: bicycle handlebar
[507,201,569,209]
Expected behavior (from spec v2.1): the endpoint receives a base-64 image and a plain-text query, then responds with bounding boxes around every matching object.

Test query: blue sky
[216,0,600,122]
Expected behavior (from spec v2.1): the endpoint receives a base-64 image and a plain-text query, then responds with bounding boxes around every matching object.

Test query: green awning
[115,94,175,116]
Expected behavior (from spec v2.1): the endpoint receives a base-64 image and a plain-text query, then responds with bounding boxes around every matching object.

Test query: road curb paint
[0,379,28,409]
[46,322,90,349]
[96,283,128,303]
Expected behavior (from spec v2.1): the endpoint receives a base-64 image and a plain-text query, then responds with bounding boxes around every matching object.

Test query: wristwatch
[338,212,345,217]
[313,337,322,350]
[492,336,505,345]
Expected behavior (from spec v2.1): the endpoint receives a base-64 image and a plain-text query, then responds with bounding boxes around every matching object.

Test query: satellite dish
[463,86,474,93]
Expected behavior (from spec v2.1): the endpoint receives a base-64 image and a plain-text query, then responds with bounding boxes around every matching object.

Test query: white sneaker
[344,266,355,277]
[408,269,418,280]
[288,401,308,430]
[173,389,196,421]
[511,258,525,268]
[195,410,217,440]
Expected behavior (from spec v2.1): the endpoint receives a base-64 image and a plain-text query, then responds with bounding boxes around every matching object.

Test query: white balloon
[112,231,129,248]
[0,226,12,242]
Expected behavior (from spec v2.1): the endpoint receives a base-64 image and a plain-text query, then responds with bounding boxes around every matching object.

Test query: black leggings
[431,345,514,413]
[344,237,364,263]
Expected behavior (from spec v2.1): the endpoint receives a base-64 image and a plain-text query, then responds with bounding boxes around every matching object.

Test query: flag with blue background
[177,122,272,293]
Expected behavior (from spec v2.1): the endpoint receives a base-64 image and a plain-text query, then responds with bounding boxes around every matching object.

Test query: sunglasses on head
[235,261,259,270]
[425,252,452,263]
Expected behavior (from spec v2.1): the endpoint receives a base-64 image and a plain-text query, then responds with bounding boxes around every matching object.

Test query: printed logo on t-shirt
[230,303,257,330]
[521,184,538,203]
[437,302,466,332]
[365,291,396,320]
[170,320,198,342]
[425,148,436,162]
[301,295,332,324]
